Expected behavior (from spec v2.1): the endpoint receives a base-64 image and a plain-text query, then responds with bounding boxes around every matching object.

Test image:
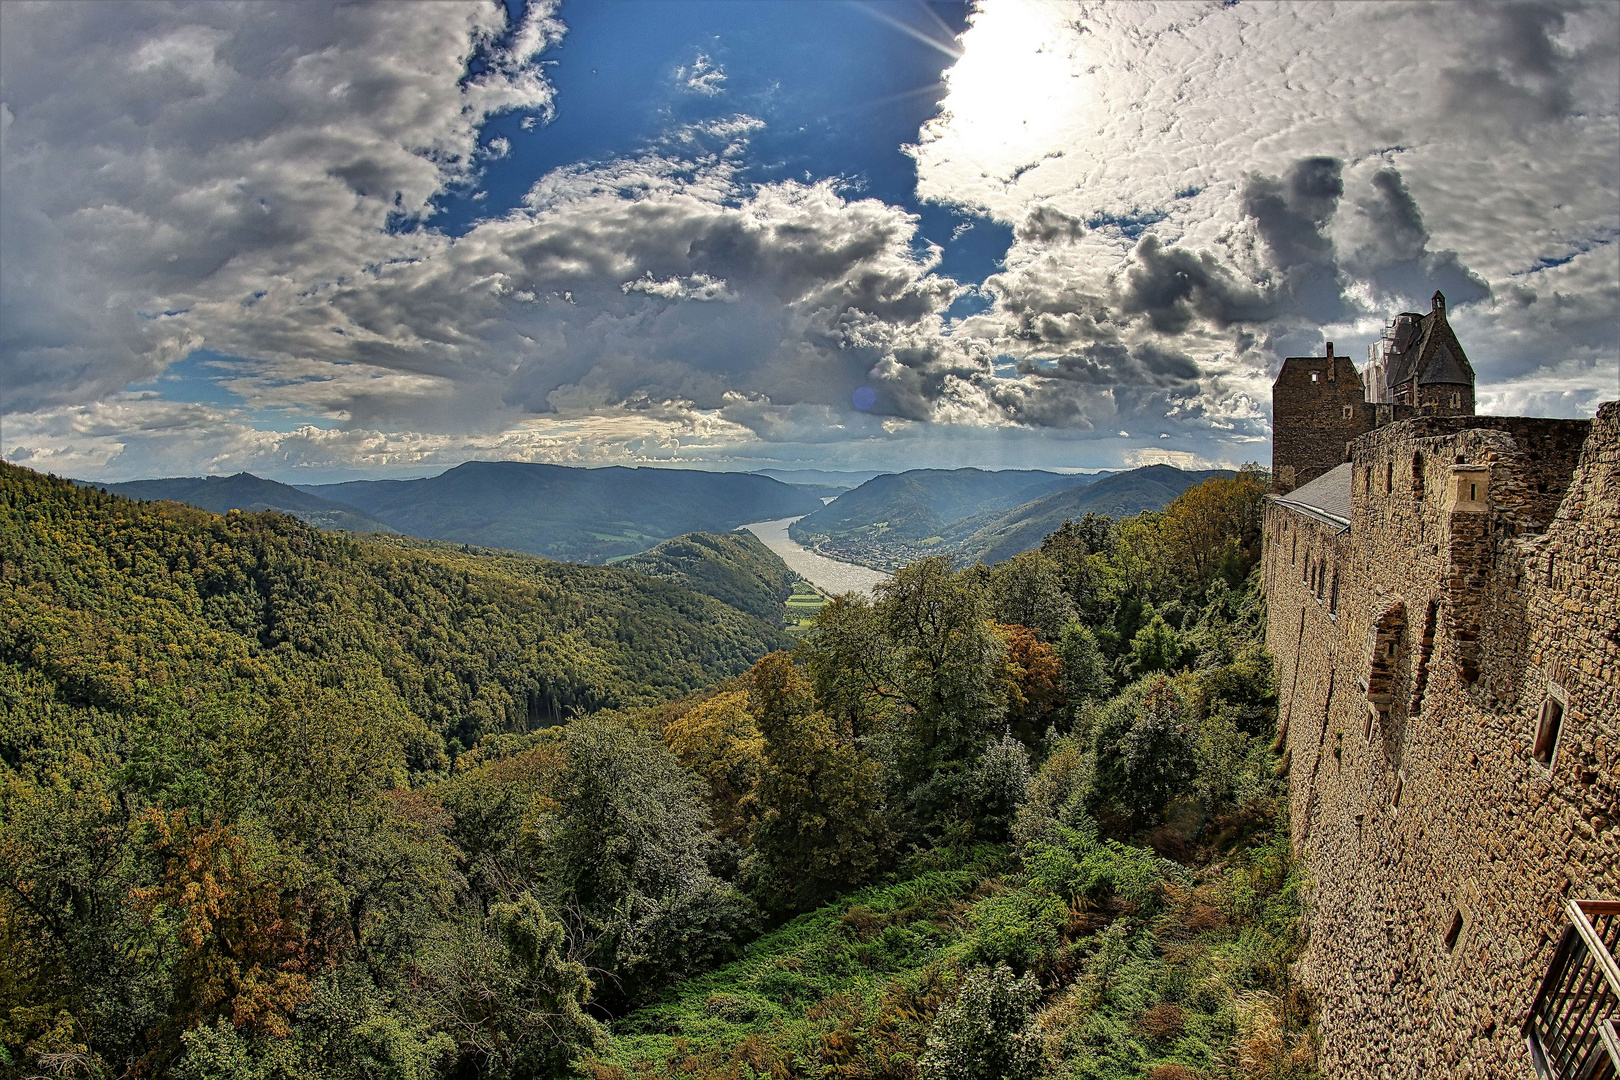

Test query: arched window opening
[1533,684,1567,771]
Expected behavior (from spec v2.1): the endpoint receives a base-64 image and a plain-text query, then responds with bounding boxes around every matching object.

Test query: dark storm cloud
[1120,235,1275,335]
[1439,2,1595,125]
[1017,341,1201,389]
[1237,157,1354,325]
[1347,168,1491,307]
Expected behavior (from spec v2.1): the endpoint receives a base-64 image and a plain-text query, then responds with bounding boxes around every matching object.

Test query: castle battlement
[1263,393,1617,1077]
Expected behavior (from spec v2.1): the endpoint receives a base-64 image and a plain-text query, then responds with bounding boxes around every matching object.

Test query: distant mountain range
[97,473,397,533]
[92,462,825,565]
[789,464,1225,568]
[753,469,886,490]
[296,462,824,564]
[87,460,1221,572]
[786,468,1101,559]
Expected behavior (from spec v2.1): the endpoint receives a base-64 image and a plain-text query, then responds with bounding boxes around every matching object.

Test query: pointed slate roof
[1387,292,1474,390]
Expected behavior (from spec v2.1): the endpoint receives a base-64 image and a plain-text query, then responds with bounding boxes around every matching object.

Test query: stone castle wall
[1263,405,1618,1079]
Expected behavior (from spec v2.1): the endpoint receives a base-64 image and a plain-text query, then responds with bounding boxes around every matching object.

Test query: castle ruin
[1263,302,1618,1078]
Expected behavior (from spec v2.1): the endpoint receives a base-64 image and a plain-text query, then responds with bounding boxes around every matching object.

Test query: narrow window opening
[1311,371,1319,382]
[1386,462,1394,494]
[1392,772,1404,809]
[1364,466,1373,493]
[1329,573,1339,614]
[1533,697,1564,767]
[1443,910,1464,952]
[1469,482,1478,501]
[1410,600,1438,714]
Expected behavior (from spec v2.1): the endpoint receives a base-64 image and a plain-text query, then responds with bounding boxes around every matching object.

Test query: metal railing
[1526,899,1620,1080]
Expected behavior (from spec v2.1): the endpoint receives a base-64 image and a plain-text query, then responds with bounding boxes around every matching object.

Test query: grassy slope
[588,811,1309,1080]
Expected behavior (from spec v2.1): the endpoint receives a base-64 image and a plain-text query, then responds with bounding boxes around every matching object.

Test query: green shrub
[917,964,1043,1080]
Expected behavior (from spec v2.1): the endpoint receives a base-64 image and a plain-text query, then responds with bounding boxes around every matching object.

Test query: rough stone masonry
[1264,323,1616,1078]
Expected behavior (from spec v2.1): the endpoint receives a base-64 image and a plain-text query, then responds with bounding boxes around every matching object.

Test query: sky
[1,0,1616,483]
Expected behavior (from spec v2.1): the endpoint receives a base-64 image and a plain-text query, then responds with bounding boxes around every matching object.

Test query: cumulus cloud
[1437,1,1612,127]
[912,0,1617,425]
[0,0,564,413]
[1341,167,1492,309]
[0,0,1612,482]
[677,54,726,96]
[1120,235,1275,335]
[1015,205,1085,244]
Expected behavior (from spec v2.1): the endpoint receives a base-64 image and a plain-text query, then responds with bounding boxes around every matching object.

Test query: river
[740,516,889,597]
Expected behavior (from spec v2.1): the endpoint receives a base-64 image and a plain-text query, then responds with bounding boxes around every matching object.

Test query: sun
[920,0,1088,180]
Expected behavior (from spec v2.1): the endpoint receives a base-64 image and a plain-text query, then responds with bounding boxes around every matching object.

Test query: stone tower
[1270,343,1371,495]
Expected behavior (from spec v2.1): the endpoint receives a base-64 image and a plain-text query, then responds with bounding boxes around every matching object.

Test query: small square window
[1311,372,1319,382]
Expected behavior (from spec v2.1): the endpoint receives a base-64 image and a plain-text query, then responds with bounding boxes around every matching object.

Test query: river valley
[739,516,889,597]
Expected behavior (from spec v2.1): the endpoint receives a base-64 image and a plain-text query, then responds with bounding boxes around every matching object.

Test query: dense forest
[97,474,397,535]
[1,462,1314,1080]
[615,533,798,626]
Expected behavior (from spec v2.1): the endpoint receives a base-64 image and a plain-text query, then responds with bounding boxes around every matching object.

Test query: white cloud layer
[1,0,1614,482]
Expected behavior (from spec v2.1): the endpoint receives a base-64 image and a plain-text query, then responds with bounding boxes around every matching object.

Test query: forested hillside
[1,462,1311,1080]
[617,531,799,625]
[788,468,1094,562]
[96,473,397,534]
[946,467,1239,565]
[789,465,1232,570]
[297,461,825,564]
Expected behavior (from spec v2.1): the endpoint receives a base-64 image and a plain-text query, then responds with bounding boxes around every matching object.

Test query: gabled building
[1374,291,1477,414]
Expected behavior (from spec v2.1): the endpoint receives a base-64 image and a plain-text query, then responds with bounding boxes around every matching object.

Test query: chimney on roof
[1325,341,1336,379]
[1432,290,1446,312]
